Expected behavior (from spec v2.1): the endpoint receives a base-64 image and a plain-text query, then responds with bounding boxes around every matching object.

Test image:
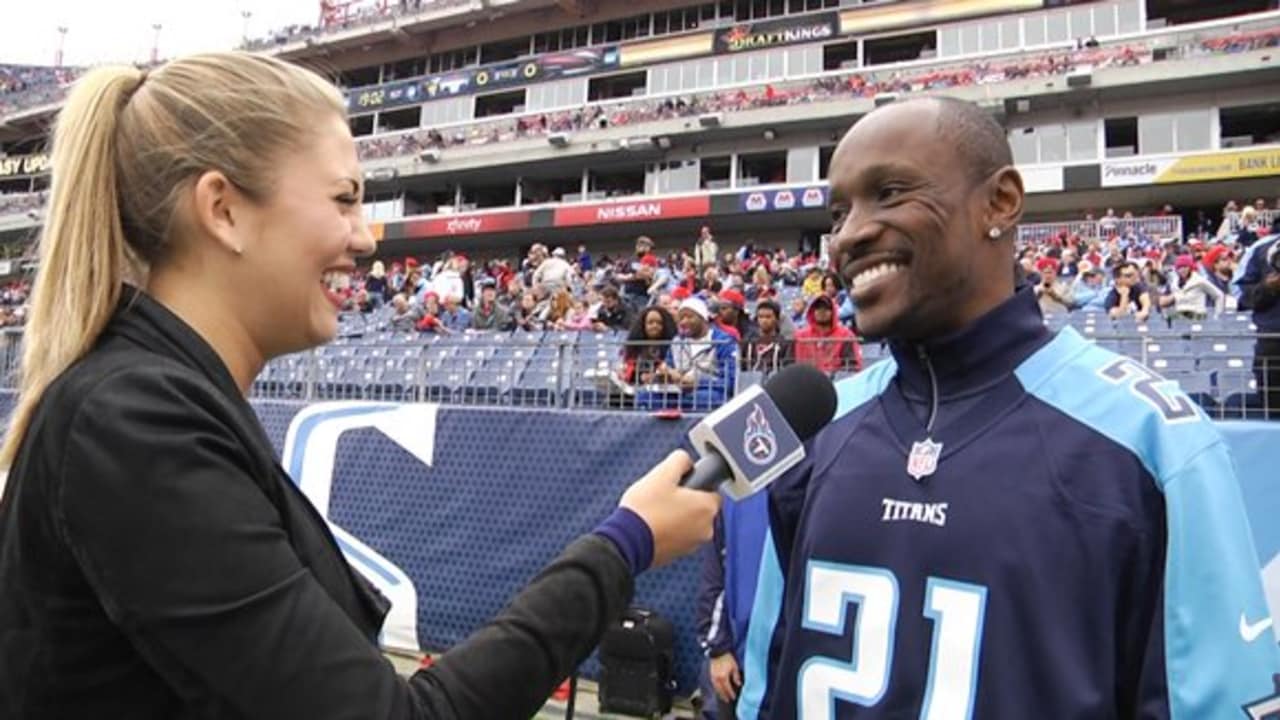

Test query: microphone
[681,364,837,497]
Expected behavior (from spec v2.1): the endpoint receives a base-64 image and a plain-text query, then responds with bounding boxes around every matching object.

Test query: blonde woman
[0,53,718,718]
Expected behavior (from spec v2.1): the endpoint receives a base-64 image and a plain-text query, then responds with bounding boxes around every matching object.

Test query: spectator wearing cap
[577,245,593,272]
[1034,258,1075,315]
[1071,264,1110,312]
[1165,254,1225,320]
[616,238,657,308]
[471,283,513,331]
[793,295,860,374]
[1105,261,1152,322]
[694,227,718,271]
[531,244,575,296]
[643,297,737,411]
[1203,246,1236,299]
[743,300,790,374]
[593,285,633,332]
[714,289,748,342]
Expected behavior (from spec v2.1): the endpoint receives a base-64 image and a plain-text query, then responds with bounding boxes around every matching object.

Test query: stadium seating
[233,301,1273,418]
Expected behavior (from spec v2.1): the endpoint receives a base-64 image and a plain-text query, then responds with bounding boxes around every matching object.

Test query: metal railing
[0,323,1273,418]
[1017,216,1183,244]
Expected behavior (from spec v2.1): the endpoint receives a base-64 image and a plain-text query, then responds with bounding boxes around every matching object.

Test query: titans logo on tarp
[743,404,778,466]
[1244,675,1280,719]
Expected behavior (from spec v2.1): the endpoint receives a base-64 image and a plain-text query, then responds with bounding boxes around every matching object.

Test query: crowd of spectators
[321,195,1278,403]
[0,191,47,219]
[345,27,1275,162]
[0,64,80,117]
[355,41,1159,161]
[1019,200,1279,323]
[240,0,470,51]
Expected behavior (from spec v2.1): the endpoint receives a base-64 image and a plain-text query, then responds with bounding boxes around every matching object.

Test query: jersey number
[1098,357,1198,422]
[800,563,987,720]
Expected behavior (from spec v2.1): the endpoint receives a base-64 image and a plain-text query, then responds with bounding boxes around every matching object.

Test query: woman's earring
[987,227,1002,240]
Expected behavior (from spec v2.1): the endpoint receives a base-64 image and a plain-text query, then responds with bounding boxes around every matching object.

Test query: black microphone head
[762,363,837,442]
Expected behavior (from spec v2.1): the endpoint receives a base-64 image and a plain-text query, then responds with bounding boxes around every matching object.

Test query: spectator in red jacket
[714,289,748,342]
[793,294,861,373]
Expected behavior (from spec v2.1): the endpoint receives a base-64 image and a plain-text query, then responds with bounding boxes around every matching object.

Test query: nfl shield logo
[906,438,943,481]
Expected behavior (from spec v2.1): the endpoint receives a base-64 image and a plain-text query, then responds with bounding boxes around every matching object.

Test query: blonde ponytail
[0,52,344,470]
[0,67,145,468]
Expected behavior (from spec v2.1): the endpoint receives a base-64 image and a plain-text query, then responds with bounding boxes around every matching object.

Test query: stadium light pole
[54,26,68,68]
[241,10,253,45]
[151,23,163,64]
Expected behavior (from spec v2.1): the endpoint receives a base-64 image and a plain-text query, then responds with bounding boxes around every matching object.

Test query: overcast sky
[4,0,321,67]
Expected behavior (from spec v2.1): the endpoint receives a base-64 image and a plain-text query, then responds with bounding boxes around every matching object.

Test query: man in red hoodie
[793,294,861,373]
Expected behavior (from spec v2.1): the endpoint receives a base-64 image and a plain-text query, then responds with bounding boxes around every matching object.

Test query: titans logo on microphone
[743,404,778,466]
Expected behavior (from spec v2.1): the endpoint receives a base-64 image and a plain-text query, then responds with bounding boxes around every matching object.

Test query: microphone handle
[680,451,729,492]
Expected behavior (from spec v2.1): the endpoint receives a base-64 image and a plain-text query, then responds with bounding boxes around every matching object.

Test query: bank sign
[1102,146,1280,187]
[713,12,838,54]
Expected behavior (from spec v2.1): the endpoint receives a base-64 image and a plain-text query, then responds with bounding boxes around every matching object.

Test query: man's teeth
[852,263,904,289]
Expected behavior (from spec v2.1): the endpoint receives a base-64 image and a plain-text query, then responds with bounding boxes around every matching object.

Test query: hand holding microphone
[613,364,837,569]
[681,363,838,496]
[619,451,721,568]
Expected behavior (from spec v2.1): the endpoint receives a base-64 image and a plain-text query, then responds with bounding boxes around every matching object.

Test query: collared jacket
[0,288,634,719]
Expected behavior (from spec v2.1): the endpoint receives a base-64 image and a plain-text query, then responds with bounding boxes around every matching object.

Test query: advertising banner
[397,211,532,239]
[553,195,711,226]
[346,47,620,113]
[739,185,828,213]
[713,11,838,54]
[1102,147,1280,187]
[0,152,50,178]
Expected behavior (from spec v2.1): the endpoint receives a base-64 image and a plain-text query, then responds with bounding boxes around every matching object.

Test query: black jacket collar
[110,285,245,401]
[889,285,1052,398]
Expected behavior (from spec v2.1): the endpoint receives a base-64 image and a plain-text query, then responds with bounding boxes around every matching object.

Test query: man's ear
[987,166,1025,234]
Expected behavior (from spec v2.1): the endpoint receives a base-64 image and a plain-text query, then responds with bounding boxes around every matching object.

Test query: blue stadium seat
[1200,337,1254,358]
[1146,356,1195,375]
[1167,371,1210,392]
[1198,355,1251,375]
[512,367,564,407]
[422,366,475,403]
[1214,369,1257,398]
[1096,338,1144,358]
[1142,339,1192,357]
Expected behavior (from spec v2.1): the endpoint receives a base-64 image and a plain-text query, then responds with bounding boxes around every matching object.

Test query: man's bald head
[843,97,1012,182]
[927,96,1013,182]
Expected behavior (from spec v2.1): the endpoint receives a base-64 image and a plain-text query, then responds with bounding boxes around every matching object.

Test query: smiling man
[736,97,1279,719]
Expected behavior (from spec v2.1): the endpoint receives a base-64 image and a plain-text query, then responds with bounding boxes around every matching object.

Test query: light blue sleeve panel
[738,529,784,720]
[737,359,897,720]
[1016,328,1280,718]
[1161,442,1280,718]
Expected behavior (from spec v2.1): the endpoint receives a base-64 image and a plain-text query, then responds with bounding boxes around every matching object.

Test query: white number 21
[799,562,988,720]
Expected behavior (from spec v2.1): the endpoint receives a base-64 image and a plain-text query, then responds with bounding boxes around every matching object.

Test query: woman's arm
[58,367,641,720]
